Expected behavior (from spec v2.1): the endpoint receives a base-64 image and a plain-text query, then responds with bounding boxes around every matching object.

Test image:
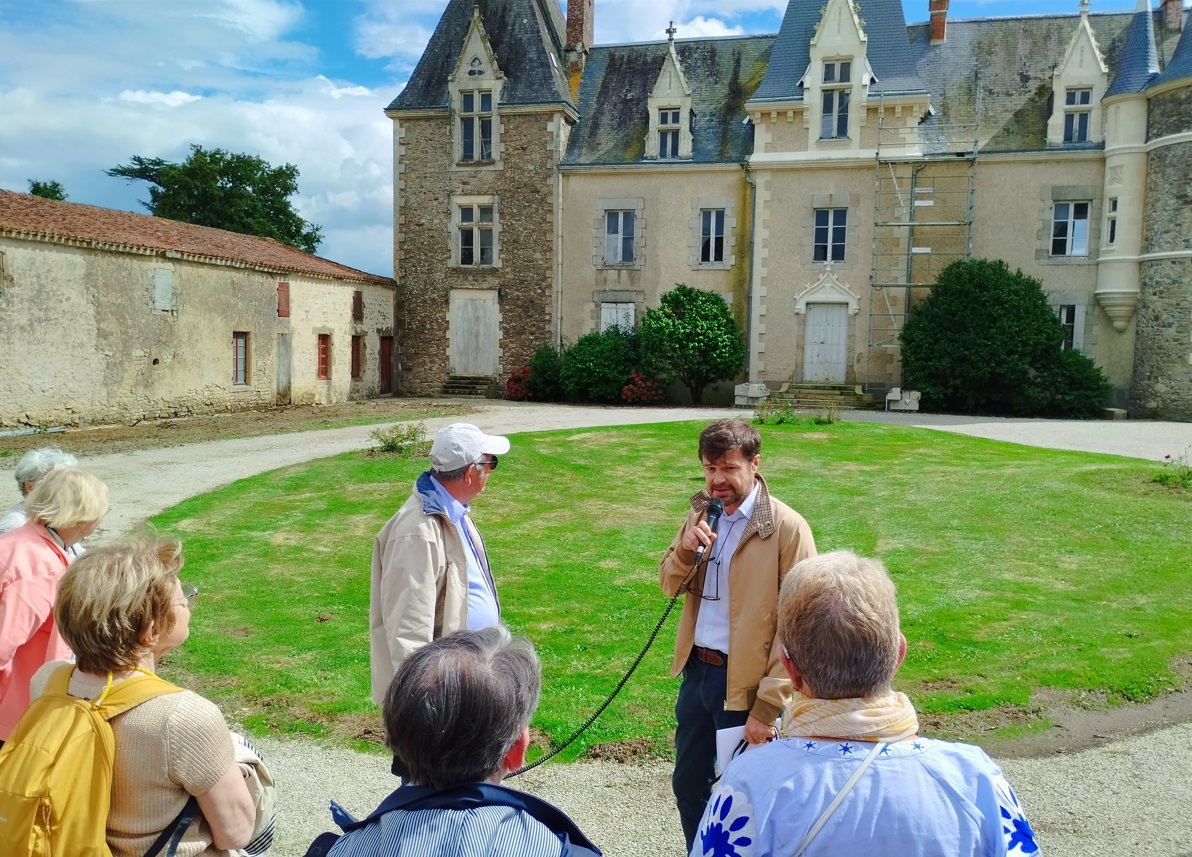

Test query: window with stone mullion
[460,90,493,162]
[701,209,725,263]
[1051,202,1090,256]
[459,204,495,266]
[820,60,851,140]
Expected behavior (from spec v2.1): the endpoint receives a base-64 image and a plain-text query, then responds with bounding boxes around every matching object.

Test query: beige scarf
[782,690,919,742]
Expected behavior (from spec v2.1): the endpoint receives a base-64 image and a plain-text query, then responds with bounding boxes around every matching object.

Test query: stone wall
[394,111,561,395]
[0,237,394,427]
[1132,132,1192,420]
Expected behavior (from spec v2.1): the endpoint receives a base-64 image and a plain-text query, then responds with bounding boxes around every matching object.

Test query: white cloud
[117,90,204,107]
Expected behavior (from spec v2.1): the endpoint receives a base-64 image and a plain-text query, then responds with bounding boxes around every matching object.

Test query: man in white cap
[369,422,511,712]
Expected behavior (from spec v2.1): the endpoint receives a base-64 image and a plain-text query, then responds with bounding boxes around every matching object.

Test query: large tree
[900,258,1109,417]
[107,145,322,254]
[640,283,746,405]
[27,179,67,200]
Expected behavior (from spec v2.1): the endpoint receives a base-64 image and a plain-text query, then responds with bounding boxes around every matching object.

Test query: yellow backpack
[0,665,183,857]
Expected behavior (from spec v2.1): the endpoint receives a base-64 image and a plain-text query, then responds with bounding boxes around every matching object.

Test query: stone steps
[440,376,492,398]
[770,383,878,411]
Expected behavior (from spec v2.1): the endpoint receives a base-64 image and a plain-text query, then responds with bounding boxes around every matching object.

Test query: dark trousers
[673,657,749,853]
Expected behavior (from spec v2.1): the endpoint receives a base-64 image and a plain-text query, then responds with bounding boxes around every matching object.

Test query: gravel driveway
[55,402,1191,856]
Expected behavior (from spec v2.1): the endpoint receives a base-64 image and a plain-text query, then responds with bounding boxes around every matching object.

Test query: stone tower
[1133,14,1192,419]
[384,0,577,395]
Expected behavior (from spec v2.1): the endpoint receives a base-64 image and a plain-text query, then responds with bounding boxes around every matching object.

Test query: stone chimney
[565,0,595,99]
[930,0,949,44]
[567,0,594,51]
[1163,0,1183,31]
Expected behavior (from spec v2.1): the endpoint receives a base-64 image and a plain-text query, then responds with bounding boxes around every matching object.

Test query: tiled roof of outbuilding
[0,190,393,286]
[563,35,774,166]
[1147,17,1192,88]
[752,0,926,103]
[1106,3,1160,96]
[386,0,573,112]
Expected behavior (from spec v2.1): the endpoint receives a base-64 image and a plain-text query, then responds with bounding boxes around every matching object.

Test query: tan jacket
[369,472,497,705]
[660,476,816,723]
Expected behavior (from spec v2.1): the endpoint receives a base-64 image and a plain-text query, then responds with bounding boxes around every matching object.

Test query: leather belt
[691,645,727,667]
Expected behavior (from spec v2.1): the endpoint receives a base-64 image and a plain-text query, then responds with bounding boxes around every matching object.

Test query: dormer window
[821,60,851,140]
[659,110,680,159]
[460,90,493,161]
[1063,89,1091,143]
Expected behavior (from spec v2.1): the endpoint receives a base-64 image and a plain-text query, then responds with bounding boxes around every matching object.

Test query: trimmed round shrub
[559,328,638,403]
[900,258,1108,417]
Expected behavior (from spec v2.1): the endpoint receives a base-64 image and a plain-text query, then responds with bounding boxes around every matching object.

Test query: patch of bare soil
[586,738,658,762]
[924,655,1192,758]
[0,399,473,462]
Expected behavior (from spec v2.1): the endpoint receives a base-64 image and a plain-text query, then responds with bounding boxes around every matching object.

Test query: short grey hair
[384,627,541,788]
[778,550,902,700]
[15,447,78,496]
[431,463,475,483]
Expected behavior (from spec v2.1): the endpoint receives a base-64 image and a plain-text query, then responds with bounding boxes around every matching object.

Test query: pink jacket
[0,521,74,739]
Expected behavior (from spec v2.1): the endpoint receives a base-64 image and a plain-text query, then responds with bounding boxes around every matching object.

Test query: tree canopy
[640,283,746,405]
[107,145,322,254]
[900,258,1109,417]
[27,179,67,201]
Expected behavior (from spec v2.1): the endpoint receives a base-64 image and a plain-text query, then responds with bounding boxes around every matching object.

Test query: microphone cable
[509,548,710,778]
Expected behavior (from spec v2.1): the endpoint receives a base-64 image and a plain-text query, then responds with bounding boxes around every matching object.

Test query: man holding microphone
[660,418,817,851]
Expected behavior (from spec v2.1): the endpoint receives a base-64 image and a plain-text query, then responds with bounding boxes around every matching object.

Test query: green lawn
[149,421,1192,760]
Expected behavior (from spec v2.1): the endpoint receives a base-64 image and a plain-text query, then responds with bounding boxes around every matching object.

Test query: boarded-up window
[277,282,290,317]
[153,269,176,311]
[317,334,331,380]
[352,290,364,322]
[351,335,363,379]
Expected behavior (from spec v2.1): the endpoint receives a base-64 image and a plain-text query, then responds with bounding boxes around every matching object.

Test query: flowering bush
[621,371,665,405]
[505,366,532,401]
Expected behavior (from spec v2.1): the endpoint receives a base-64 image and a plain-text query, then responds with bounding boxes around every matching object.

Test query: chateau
[387,0,1192,419]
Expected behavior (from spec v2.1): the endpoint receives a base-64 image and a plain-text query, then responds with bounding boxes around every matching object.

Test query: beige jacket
[660,476,816,723]
[369,472,497,704]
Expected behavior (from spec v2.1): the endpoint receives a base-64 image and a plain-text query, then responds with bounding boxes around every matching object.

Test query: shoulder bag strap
[143,796,199,857]
[792,741,886,857]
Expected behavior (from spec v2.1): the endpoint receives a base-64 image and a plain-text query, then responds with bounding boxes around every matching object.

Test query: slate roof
[1106,3,1160,96]
[562,35,774,165]
[386,0,573,112]
[905,11,1183,152]
[0,190,392,286]
[752,0,926,103]
[1147,17,1192,88]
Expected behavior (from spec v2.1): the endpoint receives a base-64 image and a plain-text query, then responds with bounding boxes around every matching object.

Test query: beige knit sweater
[31,661,237,857]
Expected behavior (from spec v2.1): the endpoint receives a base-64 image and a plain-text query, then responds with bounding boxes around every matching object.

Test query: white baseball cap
[429,423,510,471]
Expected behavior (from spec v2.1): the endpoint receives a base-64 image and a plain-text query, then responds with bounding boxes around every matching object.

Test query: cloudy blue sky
[0,0,1167,276]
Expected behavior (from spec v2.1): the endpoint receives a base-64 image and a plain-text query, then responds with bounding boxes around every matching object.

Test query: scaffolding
[866,116,980,392]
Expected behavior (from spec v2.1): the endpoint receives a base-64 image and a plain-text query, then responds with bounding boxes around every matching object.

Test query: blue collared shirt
[428,476,499,630]
[692,479,760,653]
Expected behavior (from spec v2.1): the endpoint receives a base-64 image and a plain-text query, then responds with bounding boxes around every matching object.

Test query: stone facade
[393,111,563,395]
[0,193,395,428]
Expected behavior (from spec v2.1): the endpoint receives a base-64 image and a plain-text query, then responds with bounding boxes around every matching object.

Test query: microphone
[693,498,724,565]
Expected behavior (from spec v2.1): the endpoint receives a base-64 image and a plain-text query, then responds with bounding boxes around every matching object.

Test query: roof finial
[666,21,677,42]
[1079,0,1090,16]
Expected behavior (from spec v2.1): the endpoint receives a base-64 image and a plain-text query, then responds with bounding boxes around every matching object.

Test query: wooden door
[275,333,292,405]
[449,290,499,376]
[803,303,848,384]
[379,336,393,394]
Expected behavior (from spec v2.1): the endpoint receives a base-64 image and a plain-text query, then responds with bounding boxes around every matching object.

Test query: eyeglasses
[180,583,199,610]
[475,455,499,471]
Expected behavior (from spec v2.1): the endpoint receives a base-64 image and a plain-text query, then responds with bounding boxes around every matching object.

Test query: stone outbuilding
[0,190,395,428]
